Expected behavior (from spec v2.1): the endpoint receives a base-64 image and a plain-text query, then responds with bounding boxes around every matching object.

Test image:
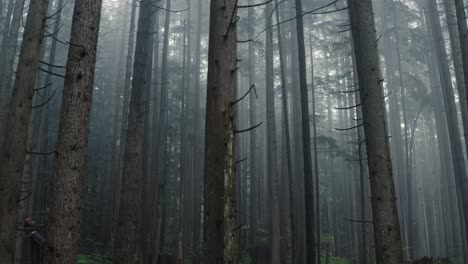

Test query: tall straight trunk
[140,2,155,262]
[308,29,321,264]
[453,0,468,114]
[178,20,188,263]
[247,1,258,262]
[0,0,25,143]
[114,0,154,261]
[0,0,22,88]
[117,0,137,175]
[31,0,65,216]
[44,0,102,262]
[446,3,468,257]
[192,1,203,262]
[104,0,129,252]
[293,0,316,263]
[348,1,404,264]
[182,1,192,259]
[274,0,296,262]
[204,0,238,263]
[390,6,413,256]
[423,13,463,258]
[152,1,172,261]
[0,0,49,261]
[147,5,160,264]
[445,0,468,147]
[444,4,468,249]
[113,0,137,251]
[0,0,14,56]
[426,0,468,252]
[265,2,281,263]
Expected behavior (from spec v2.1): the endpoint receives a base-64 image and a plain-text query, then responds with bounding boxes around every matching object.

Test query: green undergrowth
[321,255,350,264]
[77,254,112,264]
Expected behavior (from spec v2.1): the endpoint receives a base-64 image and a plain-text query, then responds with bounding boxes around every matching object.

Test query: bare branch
[32,89,57,108]
[334,103,361,110]
[232,84,258,105]
[235,122,263,134]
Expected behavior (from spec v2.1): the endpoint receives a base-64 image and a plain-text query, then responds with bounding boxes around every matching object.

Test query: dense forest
[0,0,468,263]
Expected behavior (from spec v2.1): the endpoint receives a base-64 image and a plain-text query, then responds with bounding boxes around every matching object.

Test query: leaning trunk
[348,0,404,263]
[0,0,49,261]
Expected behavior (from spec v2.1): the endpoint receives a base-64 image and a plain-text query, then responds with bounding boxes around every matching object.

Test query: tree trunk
[177,20,188,264]
[265,2,281,263]
[204,0,238,263]
[114,0,154,262]
[453,0,468,116]
[30,0,65,217]
[247,1,258,262]
[426,0,468,254]
[0,0,49,261]
[444,5,468,256]
[308,28,321,264]
[0,0,15,59]
[348,1,404,263]
[43,0,102,262]
[0,0,25,144]
[274,0,297,262]
[293,0,316,263]
[192,1,203,262]
[151,1,172,261]
[113,0,137,253]
[147,5,161,263]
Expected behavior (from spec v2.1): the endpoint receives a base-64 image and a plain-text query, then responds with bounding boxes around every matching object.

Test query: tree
[247,1,259,262]
[44,0,102,262]
[293,0,316,262]
[192,1,203,263]
[204,0,238,262]
[114,0,154,261]
[0,0,49,261]
[425,0,468,252]
[265,2,281,263]
[347,0,404,263]
[151,0,171,260]
[0,0,25,144]
[453,0,468,111]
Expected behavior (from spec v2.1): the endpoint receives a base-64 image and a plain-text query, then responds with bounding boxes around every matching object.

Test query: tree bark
[204,0,238,263]
[265,2,281,263]
[348,0,404,263]
[0,0,49,261]
[44,0,102,262]
[151,1,172,261]
[274,0,297,262]
[114,0,154,262]
[308,28,321,264]
[293,0,316,263]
